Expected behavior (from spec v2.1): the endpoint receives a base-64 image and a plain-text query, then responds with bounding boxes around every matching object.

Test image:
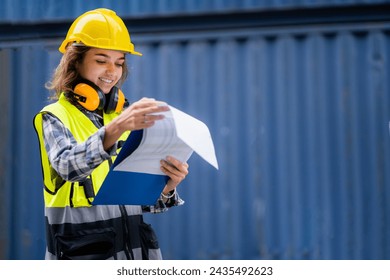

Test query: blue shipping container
[0,1,389,260]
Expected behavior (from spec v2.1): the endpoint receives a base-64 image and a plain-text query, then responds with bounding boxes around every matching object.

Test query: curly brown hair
[45,45,129,100]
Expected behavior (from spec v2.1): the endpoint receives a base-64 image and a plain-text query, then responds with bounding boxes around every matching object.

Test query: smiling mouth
[99,77,114,84]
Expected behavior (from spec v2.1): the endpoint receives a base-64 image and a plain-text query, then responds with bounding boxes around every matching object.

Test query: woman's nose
[106,62,115,74]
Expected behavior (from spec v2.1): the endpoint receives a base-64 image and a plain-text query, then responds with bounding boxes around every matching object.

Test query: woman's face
[77,48,125,94]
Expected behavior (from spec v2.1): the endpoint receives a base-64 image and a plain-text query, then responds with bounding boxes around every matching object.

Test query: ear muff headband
[73,83,105,111]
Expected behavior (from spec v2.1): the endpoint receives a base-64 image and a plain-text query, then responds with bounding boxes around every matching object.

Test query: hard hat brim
[59,41,142,56]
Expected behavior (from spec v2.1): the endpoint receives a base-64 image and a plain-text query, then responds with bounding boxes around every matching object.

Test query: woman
[33,8,189,260]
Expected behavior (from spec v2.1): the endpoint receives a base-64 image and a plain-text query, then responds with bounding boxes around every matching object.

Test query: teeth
[100,78,113,84]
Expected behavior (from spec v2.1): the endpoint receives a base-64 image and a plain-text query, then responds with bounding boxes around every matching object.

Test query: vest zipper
[69,182,74,207]
[119,205,134,259]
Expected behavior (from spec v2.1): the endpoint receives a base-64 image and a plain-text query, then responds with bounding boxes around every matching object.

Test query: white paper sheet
[113,104,219,174]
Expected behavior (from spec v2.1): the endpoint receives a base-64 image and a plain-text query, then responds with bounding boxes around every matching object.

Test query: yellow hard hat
[59,8,142,56]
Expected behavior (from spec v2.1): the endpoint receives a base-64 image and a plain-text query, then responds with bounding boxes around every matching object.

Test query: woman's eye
[96,60,106,64]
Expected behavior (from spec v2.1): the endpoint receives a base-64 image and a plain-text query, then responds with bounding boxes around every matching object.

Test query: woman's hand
[160,156,189,195]
[103,98,169,151]
[120,98,169,131]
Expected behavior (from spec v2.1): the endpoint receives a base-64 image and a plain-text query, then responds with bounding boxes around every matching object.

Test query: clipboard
[92,104,218,205]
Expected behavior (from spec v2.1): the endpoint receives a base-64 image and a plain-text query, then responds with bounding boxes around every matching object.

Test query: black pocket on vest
[139,222,159,259]
[55,228,116,260]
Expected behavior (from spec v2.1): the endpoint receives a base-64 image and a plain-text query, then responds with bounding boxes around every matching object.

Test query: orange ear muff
[116,89,126,113]
[104,87,126,114]
[73,83,105,111]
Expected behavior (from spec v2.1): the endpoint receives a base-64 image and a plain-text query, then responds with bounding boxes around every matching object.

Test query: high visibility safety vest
[34,93,128,207]
[33,94,162,260]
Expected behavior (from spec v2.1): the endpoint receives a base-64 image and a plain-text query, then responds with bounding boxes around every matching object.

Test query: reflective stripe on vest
[33,93,129,207]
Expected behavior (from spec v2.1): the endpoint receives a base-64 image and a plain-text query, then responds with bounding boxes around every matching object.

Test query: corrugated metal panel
[0,48,12,259]
[1,5,390,260]
[0,0,389,22]
[0,45,49,259]
[134,24,390,260]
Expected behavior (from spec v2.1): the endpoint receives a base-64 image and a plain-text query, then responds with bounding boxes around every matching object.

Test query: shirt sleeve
[142,190,185,214]
[42,113,117,182]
